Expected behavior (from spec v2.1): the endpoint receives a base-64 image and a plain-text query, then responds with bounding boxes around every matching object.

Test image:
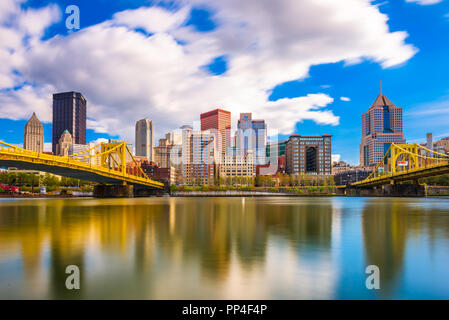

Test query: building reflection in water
[361,198,449,298]
[0,197,448,299]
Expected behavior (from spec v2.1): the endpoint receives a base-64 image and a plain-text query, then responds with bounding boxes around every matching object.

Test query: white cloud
[0,0,60,90]
[0,0,417,143]
[112,6,190,33]
[17,4,61,37]
[0,85,54,122]
[89,138,109,145]
[340,97,351,102]
[405,0,442,5]
[332,154,341,162]
[44,142,52,152]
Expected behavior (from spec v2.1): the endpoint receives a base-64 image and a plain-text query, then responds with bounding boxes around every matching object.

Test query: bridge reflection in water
[0,197,449,299]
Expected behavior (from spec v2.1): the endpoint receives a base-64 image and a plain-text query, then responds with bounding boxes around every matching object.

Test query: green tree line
[0,172,93,188]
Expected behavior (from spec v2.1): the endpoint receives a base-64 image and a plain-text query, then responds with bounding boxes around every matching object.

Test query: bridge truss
[352,143,449,187]
[0,140,164,189]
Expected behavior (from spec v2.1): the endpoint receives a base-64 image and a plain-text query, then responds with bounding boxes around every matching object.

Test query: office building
[421,133,449,157]
[135,118,154,162]
[435,137,449,155]
[68,143,100,165]
[154,131,182,168]
[285,134,332,175]
[52,92,86,154]
[23,112,44,153]
[183,130,218,185]
[218,150,255,180]
[56,130,73,156]
[235,113,267,165]
[200,109,231,154]
[334,169,373,186]
[88,142,101,166]
[360,92,405,167]
[68,144,89,161]
[332,161,352,175]
[180,125,193,184]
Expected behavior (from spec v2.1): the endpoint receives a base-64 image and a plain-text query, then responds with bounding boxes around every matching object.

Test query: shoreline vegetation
[170,185,338,195]
[1,171,449,198]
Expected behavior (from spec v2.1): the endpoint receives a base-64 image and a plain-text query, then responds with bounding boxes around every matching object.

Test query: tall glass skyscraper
[235,113,267,165]
[52,92,87,154]
[360,93,406,167]
[135,118,155,162]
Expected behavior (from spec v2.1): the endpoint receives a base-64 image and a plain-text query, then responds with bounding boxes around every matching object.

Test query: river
[0,196,448,299]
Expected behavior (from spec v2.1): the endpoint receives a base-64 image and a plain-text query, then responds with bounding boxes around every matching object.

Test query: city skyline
[1,1,449,165]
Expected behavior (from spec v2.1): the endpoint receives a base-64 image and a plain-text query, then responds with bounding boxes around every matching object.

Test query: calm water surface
[0,196,449,299]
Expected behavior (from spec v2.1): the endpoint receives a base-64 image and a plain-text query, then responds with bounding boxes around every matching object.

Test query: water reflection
[0,197,448,299]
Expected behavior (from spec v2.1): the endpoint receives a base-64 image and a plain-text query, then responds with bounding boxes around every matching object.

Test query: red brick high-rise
[200,108,231,154]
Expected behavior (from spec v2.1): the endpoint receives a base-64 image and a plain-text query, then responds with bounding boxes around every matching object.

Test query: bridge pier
[133,188,165,197]
[93,184,134,198]
[383,184,425,197]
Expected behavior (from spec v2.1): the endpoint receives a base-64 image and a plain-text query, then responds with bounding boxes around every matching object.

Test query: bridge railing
[0,140,162,187]
[354,143,449,186]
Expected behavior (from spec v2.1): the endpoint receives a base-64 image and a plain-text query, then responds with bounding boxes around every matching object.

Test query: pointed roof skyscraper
[371,93,395,108]
[24,112,44,153]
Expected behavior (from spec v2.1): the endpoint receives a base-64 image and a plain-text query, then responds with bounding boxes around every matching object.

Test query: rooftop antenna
[380,79,382,95]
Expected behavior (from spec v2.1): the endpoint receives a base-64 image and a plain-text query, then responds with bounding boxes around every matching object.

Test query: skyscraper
[200,109,231,154]
[56,130,73,156]
[235,113,267,165]
[180,125,193,184]
[360,92,406,167]
[135,119,154,161]
[23,112,44,153]
[52,92,87,154]
[187,130,218,185]
[154,131,181,168]
[285,134,332,175]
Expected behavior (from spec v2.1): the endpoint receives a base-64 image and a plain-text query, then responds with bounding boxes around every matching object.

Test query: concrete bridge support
[133,188,165,197]
[93,184,134,198]
[345,184,425,197]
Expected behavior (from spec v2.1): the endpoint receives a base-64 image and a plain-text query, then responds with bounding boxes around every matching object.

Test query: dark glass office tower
[52,92,87,154]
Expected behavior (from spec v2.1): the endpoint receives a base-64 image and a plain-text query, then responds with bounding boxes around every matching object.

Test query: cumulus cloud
[112,6,190,33]
[0,85,54,121]
[405,0,442,5]
[0,0,417,143]
[340,97,351,102]
[332,154,341,163]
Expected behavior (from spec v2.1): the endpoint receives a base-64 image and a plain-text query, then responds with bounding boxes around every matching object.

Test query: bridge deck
[0,147,164,190]
[352,162,449,187]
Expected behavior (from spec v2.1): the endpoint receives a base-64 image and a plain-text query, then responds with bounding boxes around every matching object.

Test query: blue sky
[1,0,449,164]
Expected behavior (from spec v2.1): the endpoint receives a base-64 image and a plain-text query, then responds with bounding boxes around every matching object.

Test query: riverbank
[172,185,449,197]
[171,186,338,197]
[1,186,447,198]
[0,192,93,198]
[172,191,329,197]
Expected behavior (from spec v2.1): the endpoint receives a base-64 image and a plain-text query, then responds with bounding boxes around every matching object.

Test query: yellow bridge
[352,143,449,188]
[0,140,164,190]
